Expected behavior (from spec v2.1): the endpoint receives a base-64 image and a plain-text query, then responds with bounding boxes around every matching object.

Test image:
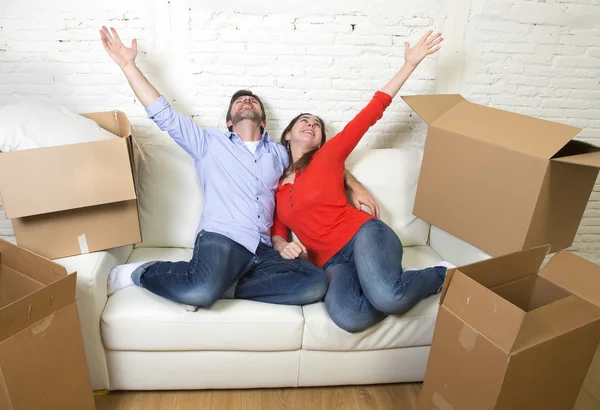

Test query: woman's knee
[370,292,416,315]
[325,295,383,333]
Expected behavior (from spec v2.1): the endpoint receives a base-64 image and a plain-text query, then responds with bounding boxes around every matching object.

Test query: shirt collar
[227,130,271,145]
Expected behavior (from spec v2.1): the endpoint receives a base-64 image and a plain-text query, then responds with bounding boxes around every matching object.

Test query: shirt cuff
[145,95,170,118]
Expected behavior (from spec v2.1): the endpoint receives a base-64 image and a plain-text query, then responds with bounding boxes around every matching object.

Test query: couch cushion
[346,148,430,246]
[136,142,203,248]
[302,245,443,351]
[101,247,305,352]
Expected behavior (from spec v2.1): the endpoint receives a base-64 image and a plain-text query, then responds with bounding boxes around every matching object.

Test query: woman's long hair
[280,113,327,176]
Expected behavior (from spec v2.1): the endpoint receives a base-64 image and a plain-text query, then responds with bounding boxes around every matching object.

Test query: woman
[271,30,453,333]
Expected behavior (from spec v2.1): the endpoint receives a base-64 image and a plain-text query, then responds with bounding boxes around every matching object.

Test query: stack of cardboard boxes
[403,95,600,410]
[0,111,142,409]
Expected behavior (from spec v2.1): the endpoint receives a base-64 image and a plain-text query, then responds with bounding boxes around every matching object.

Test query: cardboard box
[403,95,600,257]
[0,238,95,410]
[419,245,600,410]
[0,111,141,259]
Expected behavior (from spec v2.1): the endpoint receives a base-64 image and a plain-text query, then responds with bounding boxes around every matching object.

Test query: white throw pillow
[136,142,203,248]
[346,148,430,247]
[0,95,117,152]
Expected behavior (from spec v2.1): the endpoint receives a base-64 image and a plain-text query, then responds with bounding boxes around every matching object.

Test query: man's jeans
[132,230,328,307]
[323,219,445,333]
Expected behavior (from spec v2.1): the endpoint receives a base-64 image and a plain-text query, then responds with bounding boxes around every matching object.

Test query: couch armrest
[429,226,491,267]
[54,245,134,391]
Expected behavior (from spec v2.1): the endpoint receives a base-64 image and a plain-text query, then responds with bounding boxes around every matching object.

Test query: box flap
[431,101,582,159]
[511,295,600,353]
[552,151,600,168]
[0,273,76,343]
[401,94,465,124]
[0,239,66,284]
[440,245,550,305]
[0,137,136,219]
[81,110,131,138]
[443,271,526,353]
[539,251,600,308]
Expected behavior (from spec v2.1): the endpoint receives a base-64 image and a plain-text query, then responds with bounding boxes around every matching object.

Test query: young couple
[102,26,451,333]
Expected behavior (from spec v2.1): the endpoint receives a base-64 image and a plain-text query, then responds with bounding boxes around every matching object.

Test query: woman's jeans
[323,218,445,333]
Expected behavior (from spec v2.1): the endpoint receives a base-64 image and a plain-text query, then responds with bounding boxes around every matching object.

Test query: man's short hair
[226,89,267,133]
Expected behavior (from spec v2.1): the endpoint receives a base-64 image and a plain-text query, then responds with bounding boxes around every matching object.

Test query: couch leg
[93,390,110,396]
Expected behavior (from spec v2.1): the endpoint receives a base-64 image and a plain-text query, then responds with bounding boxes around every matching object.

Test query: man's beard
[231,109,261,126]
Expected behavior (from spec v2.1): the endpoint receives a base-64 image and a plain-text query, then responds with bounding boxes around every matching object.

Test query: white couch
[55,140,490,391]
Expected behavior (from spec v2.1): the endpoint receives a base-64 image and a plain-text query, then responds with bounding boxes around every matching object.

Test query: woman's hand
[404,30,442,69]
[278,241,307,260]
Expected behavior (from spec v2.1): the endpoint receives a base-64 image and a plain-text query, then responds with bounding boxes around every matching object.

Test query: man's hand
[100,26,137,70]
[344,170,380,218]
[351,186,380,218]
[278,241,307,260]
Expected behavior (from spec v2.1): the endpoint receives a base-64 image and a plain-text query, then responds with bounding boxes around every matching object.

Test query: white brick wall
[0,0,599,263]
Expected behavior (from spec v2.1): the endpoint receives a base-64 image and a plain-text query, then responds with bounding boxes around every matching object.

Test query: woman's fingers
[419,30,433,44]
[425,32,441,46]
[110,27,122,44]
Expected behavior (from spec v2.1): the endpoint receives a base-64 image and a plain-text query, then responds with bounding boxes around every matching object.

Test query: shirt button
[254,160,257,163]
[258,215,261,218]
[291,204,294,207]
[256,197,259,200]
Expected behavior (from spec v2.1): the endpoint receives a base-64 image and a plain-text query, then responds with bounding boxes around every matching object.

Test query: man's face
[227,95,264,128]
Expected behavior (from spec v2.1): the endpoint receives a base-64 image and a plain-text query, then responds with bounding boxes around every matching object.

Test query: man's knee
[178,285,223,308]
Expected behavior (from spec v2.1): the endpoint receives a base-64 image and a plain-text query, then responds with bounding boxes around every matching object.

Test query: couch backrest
[136,141,430,249]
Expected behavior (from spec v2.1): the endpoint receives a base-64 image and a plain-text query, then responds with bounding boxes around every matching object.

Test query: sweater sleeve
[319,91,392,161]
[271,207,291,241]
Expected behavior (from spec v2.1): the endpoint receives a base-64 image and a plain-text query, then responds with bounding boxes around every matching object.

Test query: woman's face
[286,114,323,150]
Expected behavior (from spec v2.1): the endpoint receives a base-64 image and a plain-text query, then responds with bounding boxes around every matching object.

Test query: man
[101,26,379,310]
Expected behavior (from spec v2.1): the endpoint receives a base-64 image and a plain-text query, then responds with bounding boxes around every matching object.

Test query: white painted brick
[486,42,538,54]
[334,34,391,46]
[550,78,600,89]
[401,17,432,27]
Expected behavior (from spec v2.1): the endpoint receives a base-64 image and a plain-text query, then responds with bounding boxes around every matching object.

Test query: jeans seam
[239,270,297,287]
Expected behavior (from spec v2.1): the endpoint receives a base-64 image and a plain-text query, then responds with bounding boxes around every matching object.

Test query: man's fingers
[374,202,381,219]
[110,27,122,44]
[131,38,138,52]
[300,244,308,254]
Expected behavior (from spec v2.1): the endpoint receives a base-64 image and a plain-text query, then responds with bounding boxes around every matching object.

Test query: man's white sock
[107,261,148,295]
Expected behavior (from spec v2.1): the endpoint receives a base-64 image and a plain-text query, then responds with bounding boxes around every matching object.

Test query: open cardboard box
[419,245,600,410]
[0,238,95,410]
[0,111,141,259]
[403,95,600,257]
